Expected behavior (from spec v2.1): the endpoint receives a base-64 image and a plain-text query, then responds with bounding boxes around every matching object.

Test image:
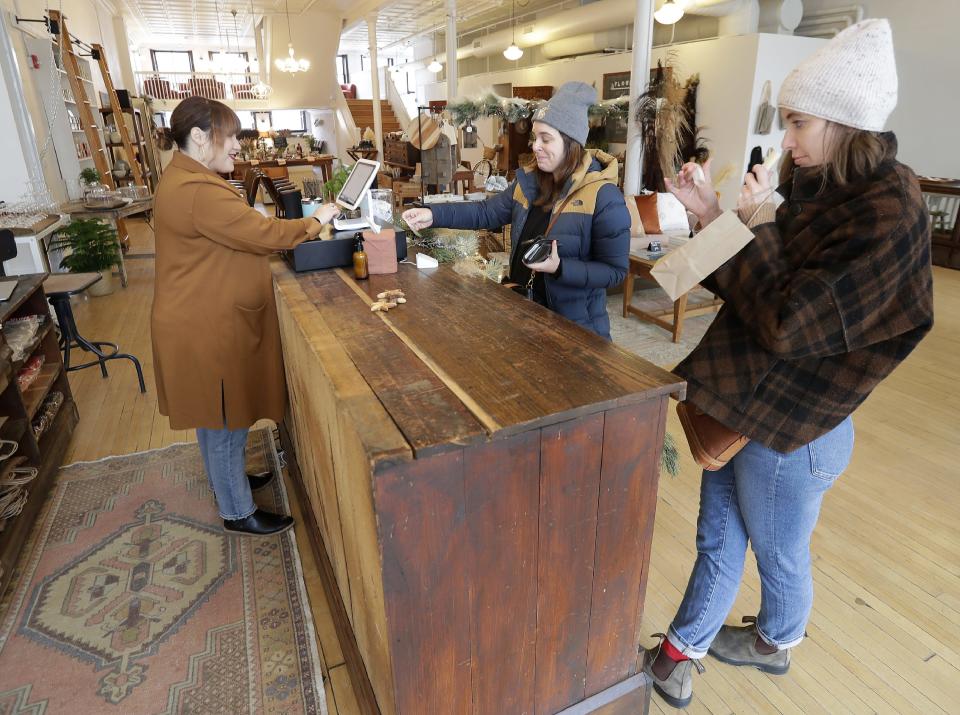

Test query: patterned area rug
[607,288,716,369]
[0,430,327,715]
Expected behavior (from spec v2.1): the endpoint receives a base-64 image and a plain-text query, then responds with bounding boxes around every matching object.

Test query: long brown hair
[169,96,241,150]
[533,131,584,210]
[779,121,887,190]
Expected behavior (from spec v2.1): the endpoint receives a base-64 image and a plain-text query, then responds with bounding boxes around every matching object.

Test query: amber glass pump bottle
[352,233,369,280]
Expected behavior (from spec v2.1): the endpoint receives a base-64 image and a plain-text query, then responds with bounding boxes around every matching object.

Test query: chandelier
[275,0,310,73]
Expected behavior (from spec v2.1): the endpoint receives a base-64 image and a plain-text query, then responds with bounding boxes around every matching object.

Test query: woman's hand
[737,165,774,225]
[665,159,722,228]
[402,207,434,233]
[523,240,560,274]
[313,203,341,225]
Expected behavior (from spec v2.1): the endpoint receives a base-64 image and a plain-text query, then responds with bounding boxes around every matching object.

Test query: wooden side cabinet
[0,275,79,600]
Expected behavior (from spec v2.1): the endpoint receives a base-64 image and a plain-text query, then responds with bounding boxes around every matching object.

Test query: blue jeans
[667,416,854,657]
[196,426,256,521]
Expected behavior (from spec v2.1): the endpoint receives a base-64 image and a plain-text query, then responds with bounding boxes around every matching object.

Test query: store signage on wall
[602,71,631,100]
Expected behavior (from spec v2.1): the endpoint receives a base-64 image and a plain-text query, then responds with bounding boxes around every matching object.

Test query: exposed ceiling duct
[400,0,804,71]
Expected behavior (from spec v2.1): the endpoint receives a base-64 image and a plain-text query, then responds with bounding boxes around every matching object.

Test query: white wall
[422,33,824,204]
[802,0,959,177]
[0,44,31,203]
[267,9,341,108]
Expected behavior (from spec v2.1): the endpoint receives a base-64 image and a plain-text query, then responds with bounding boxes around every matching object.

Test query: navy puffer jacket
[429,150,630,339]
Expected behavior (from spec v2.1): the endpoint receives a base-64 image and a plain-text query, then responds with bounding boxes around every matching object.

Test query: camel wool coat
[152,151,315,430]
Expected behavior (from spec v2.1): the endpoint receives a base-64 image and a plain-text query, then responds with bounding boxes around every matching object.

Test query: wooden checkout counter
[272,255,685,715]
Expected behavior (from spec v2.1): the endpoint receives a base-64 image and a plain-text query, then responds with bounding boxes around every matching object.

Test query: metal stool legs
[49,294,146,393]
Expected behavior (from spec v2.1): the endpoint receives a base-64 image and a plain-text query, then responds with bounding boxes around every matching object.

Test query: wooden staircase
[346,99,402,134]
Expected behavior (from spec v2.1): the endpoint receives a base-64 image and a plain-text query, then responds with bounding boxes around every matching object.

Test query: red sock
[661,639,690,662]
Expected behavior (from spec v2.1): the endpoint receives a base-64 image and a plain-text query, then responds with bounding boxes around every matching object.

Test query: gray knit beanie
[532,81,596,145]
[778,18,898,131]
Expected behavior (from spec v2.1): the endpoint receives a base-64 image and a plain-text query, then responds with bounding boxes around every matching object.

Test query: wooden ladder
[48,9,134,255]
[48,10,112,188]
[93,41,145,186]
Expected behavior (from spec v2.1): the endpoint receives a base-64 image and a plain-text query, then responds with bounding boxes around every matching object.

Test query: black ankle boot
[247,471,274,491]
[224,509,294,536]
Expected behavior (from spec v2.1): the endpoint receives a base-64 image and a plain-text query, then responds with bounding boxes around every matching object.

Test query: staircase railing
[333,85,359,165]
[386,69,413,129]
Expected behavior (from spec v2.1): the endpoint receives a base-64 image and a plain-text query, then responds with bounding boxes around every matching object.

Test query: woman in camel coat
[152,97,338,536]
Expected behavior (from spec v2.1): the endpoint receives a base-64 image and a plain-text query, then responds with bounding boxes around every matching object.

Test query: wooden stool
[43,273,146,392]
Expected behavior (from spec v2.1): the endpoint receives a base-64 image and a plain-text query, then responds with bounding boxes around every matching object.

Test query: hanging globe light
[503,43,523,61]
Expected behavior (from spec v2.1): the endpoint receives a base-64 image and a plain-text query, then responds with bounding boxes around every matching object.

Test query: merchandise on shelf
[32,391,65,439]
[3,316,45,362]
[16,354,46,392]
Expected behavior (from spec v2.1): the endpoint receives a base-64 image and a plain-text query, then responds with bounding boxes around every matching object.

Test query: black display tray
[284,227,408,272]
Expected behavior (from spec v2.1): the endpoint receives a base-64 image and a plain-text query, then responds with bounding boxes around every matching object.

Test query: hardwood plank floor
[60,219,960,714]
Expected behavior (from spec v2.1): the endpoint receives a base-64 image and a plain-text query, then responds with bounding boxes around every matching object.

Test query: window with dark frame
[337,54,350,85]
[150,49,194,74]
[270,110,307,132]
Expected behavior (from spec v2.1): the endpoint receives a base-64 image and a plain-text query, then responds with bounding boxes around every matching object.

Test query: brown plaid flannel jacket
[675,134,934,453]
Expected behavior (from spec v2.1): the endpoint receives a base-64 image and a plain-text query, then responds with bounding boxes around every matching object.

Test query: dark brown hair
[779,121,887,190]
[169,96,241,150]
[533,131,584,210]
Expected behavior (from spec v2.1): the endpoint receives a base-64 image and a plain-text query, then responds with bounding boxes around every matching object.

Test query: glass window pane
[238,112,254,129]
[271,110,305,132]
[153,51,192,73]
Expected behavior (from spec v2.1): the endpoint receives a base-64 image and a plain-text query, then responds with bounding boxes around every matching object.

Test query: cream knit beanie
[778,18,898,131]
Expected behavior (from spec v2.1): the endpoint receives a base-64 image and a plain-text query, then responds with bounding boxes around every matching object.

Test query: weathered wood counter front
[272,257,685,715]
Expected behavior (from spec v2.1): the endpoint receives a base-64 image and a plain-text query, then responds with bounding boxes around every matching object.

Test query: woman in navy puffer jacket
[404,82,630,340]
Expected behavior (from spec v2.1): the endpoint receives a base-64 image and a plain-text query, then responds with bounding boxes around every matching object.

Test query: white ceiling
[114,0,577,56]
[115,0,315,47]
[338,0,576,55]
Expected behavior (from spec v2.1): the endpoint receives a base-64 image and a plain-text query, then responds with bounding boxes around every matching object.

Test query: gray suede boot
[707,616,791,675]
[643,633,705,709]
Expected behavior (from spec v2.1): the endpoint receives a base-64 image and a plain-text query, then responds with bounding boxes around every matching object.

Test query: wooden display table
[230,155,335,184]
[347,146,379,163]
[919,177,960,269]
[623,237,724,342]
[272,257,685,714]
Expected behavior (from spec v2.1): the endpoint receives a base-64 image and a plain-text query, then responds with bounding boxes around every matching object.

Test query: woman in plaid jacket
[644,20,934,709]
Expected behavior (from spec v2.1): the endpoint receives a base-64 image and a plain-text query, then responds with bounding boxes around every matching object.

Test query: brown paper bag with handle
[650,211,754,301]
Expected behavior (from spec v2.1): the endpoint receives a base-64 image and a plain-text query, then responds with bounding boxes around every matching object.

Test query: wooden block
[464,432,540,715]
[586,399,665,695]
[535,413,605,714]
[375,450,472,715]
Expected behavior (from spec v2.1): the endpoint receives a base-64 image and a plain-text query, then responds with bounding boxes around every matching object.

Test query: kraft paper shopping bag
[650,211,755,301]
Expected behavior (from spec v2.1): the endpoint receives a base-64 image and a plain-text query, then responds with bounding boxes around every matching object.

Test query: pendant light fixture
[248,0,273,98]
[427,31,443,73]
[654,0,684,25]
[503,0,523,61]
[275,0,310,73]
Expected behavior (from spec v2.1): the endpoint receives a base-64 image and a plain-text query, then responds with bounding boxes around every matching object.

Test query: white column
[367,15,384,158]
[445,0,458,100]
[623,0,654,195]
[112,16,137,93]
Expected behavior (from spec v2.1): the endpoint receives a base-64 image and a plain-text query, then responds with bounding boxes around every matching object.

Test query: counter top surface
[273,257,685,459]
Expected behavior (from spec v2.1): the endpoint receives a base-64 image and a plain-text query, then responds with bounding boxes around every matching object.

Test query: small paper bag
[755,80,775,135]
[363,228,398,274]
[650,211,754,301]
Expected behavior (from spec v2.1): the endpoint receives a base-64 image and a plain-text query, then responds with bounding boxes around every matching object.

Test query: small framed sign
[602,71,631,100]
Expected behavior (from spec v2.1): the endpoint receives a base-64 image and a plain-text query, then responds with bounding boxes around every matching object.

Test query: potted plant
[323,163,352,202]
[79,167,103,197]
[50,219,122,297]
